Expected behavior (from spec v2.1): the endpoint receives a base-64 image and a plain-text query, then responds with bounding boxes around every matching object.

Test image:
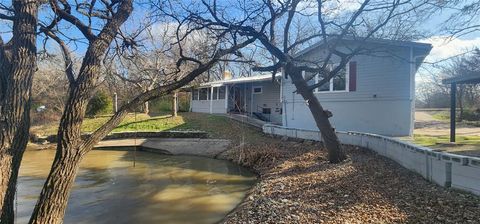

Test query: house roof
[197,73,280,87]
[293,36,433,58]
[442,74,480,84]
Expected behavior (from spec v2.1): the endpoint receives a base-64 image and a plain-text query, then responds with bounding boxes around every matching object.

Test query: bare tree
[22,0,259,222]
[0,0,39,222]
[440,0,480,37]
[183,0,434,163]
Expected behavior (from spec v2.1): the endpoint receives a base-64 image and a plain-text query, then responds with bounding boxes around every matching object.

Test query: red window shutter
[349,61,357,91]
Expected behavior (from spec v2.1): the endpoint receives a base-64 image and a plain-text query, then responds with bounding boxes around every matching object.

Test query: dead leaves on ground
[222,142,480,224]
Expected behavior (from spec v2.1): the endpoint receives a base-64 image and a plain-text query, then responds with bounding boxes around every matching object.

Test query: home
[189,72,283,124]
[190,38,432,136]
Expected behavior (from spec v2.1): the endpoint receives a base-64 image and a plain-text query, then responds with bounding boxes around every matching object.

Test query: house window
[332,66,347,91]
[199,88,208,100]
[218,86,225,99]
[303,63,349,93]
[253,86,263,94]
[262,108,271,114]
[192,89,199,100]
[213,87,219,100]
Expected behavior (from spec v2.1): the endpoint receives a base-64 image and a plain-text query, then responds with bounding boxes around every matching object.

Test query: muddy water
[17,149,256,224]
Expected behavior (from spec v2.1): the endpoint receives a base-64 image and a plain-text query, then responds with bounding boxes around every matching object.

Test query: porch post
[244,84,247,113]
[225,85,228,113]
[210,86,214,114]
[250,83,254,116]
[450,83,456,142]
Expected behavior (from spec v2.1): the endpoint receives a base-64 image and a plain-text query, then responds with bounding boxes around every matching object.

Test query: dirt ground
[414,111,480,136]
[413,111,480,157]
[220,141,480,224]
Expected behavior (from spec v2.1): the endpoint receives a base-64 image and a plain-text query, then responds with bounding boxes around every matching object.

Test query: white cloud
[419,36,480,63]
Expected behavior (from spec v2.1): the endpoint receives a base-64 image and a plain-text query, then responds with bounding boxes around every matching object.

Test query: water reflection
[17,149,256,224]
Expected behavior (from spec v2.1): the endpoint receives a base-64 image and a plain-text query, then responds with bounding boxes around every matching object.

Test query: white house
[190,38,432,136]
[189,73,283,124]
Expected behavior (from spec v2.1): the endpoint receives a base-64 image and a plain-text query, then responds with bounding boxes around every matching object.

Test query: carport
[442,74,480,142]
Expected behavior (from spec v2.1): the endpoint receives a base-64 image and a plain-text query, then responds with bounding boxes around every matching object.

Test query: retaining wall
[40,131,208,143]
[263,124,480,196]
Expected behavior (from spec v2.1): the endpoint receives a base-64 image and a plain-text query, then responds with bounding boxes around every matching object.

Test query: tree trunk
[287,66,346,163]
[143,101,149,114]
[28,147,83,224]
[172,92,178,117]
[0,0,38,221]
[458,87,464,121]
[28,2,133,223]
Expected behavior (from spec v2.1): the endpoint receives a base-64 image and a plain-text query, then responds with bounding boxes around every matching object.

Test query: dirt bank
[220,140,480,223]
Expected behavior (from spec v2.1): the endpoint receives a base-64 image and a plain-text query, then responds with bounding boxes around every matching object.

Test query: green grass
[413,134,480,147]
[31,113,185,136]
[431,111,450,121]
[31,112,268,144]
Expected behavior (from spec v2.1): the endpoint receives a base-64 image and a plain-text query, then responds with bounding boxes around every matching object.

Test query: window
[192,89,199,100]
[303,64,349,93]
[262,108,271,114]
[218,86,226,99]
[199,88,208,100]
[317,76,330,92]
[332,66,347,91]
[253,86,263,94]
[213,87,219,100]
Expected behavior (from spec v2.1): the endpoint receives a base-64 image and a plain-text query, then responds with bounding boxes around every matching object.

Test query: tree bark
[29,1,134,223]
[0,0,38,222]
[287,65,346,163]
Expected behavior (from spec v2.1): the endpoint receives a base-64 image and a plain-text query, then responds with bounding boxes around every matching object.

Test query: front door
[232,86,243,112]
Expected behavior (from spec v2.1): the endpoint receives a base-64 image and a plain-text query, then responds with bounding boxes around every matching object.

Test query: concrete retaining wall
[42,131,208,143]
[263,124,480,196]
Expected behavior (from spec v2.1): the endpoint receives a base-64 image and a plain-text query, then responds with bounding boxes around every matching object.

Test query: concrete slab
[95,138,231,158]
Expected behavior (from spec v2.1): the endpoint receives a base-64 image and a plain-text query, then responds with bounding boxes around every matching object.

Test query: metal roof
[442,74,480,84]
[294,36,433,58]
[198,73,280,87]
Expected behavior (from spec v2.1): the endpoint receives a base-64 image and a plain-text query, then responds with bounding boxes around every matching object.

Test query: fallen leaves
[221,141,480,224]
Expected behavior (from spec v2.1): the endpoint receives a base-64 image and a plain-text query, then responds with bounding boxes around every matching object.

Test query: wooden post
[450,83,456,142]
[172,91,178,117]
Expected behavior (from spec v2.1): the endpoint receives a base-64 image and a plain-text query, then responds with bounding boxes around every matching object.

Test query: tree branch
[50,0,97,41]
[40,25,76,85]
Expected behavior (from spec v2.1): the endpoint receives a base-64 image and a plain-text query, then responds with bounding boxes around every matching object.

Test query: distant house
[190,38,432,136]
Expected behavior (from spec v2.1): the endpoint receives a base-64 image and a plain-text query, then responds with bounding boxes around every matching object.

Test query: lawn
[412,134,480,157]
[30,112,268,144]
[413,134,480,146]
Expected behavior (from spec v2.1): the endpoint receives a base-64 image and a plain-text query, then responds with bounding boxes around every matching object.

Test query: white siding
[191,98,226,114]
[282,43,427,136]
[250,81,282,124]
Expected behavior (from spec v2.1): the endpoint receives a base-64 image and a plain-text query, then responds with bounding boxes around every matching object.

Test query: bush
[150,93,191,114]
[86,91,113,117]
[461,108,480,121]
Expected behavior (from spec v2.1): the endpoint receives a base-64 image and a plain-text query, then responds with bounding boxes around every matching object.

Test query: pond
[17,149,256,224]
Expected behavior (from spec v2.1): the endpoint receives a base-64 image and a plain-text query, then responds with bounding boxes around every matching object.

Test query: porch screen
[199,88,208,100]
[218,86,226,99]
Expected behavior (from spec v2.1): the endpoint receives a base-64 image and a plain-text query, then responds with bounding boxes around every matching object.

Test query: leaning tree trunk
[28,1,133,223]
[0,0,38,222]
[287,66,346,163]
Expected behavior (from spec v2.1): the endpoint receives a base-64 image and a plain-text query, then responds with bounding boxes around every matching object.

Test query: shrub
[86,91,113,117]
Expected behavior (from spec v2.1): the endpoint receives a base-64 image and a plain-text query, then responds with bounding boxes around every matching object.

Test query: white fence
[263,124,480,196]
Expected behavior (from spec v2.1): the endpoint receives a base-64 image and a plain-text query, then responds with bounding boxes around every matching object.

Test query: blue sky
[1,0,478,79]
